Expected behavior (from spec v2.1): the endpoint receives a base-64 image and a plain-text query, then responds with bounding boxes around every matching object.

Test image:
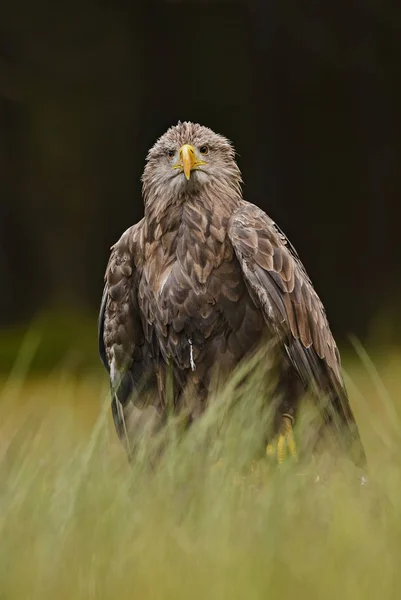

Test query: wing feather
[98,222,156,441]
[228,202,366,467]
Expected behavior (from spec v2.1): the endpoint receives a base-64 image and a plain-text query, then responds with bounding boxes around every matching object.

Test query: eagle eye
[199,145,209,155]
[167,149,175,159]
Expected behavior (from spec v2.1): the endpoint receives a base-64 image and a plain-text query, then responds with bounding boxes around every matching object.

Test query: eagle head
[141,122,242,207]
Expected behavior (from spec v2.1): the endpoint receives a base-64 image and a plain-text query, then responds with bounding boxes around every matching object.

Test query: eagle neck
[145,189,242,233]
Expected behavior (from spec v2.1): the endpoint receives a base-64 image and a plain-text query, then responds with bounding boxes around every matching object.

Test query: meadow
[1,327,401,599]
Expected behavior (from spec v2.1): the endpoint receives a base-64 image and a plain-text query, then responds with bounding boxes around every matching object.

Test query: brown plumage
[99,121,366,467]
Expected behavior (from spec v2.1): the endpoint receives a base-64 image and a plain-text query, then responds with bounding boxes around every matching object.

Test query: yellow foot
[266,414,297,464]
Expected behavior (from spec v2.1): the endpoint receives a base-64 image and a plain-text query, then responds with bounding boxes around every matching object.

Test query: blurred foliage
[0,350,401,597]
[0,311,99,375]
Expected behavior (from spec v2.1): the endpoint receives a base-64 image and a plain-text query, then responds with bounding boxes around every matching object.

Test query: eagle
[98,121,366,468]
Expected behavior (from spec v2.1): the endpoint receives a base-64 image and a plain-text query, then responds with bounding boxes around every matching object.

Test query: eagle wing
[228,201,365,466]
[98,221,156,441]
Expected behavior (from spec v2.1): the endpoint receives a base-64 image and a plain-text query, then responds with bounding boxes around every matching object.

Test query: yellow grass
[1,342,401,599]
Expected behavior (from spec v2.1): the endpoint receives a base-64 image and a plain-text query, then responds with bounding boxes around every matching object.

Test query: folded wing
[98,223,155,442]
[228,202,366,467]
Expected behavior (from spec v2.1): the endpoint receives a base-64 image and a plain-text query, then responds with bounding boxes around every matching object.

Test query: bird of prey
[98,121,366,468]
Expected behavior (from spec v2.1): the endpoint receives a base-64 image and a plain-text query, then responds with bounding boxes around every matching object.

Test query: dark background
[1,0,400,362]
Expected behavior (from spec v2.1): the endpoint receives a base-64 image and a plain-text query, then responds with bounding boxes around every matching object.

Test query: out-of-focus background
[2,5,401,598]
[1,0,400,372]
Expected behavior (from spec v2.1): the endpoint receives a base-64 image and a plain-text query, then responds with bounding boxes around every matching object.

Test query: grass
[1,342,401,599]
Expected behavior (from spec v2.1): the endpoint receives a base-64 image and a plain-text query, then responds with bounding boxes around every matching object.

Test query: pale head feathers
[141,122,243,216]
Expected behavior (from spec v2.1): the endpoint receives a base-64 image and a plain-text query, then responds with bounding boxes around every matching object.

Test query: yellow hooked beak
[174,144,206,180]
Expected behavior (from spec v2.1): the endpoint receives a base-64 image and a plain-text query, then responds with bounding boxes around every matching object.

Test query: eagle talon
[266,415,298,464]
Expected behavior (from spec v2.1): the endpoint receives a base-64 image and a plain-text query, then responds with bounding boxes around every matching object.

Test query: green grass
[1,344,401,599]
